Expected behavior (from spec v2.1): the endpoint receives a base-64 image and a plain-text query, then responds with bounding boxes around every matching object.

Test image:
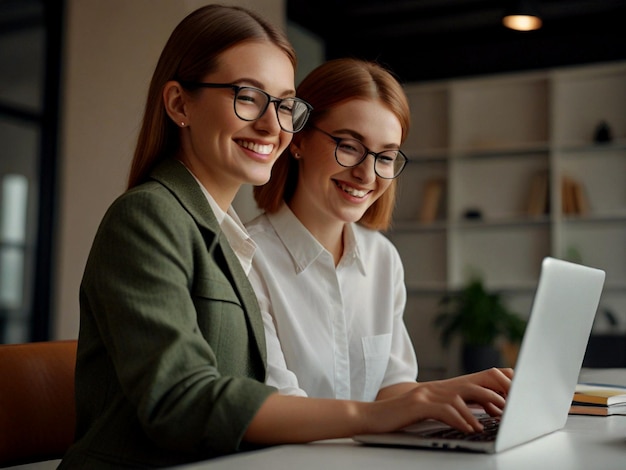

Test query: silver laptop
[354,257,605,454]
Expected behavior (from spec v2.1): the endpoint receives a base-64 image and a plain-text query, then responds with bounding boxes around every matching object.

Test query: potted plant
[433,276,526,373]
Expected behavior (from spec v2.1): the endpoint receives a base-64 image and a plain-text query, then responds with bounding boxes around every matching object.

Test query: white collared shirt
[246,204,418,401]
[185,166,256,275]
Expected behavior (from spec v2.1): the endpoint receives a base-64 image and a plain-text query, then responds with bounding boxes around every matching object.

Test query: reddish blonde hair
[253,58,410,230]
[127,4,297,189]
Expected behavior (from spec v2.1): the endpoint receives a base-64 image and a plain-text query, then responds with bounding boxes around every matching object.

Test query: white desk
[172,416,626,470]
[12,370,626,470]
[19,417,626,470]
[174,369,626,470]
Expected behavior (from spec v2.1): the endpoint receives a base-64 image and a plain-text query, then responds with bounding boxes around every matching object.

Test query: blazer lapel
[149,158,267,367]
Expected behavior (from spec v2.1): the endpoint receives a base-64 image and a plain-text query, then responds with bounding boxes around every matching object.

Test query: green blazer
[59,159,276,469]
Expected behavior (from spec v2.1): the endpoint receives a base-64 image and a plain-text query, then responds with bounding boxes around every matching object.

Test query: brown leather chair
[0,340,77,467]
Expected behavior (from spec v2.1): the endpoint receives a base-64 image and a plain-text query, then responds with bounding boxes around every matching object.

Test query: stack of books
[569,383,626,416]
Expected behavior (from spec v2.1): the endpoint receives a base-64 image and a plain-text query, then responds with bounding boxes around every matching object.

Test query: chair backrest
[0,340,77,467]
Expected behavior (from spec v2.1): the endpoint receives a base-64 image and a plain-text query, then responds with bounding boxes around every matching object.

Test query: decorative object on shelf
[594,120,613,144]
[433,276,527,373]
[463,208,482,220]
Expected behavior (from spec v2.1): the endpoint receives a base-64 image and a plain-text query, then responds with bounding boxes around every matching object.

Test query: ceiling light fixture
[502,0,543,31]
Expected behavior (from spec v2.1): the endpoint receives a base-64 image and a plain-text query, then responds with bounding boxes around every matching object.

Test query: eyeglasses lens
[234,88,310,133]
[335,140,406,178]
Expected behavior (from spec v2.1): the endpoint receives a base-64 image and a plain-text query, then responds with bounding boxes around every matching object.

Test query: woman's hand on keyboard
[372,367,513,434]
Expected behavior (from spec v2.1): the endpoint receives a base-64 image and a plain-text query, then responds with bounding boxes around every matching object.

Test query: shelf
[394,60,626,377]
[451,143,550,159]
[389,221,447,232]
[551,61,626,146]
[562,213,626,224]
[555,140,626,154]
[452,216,551,229]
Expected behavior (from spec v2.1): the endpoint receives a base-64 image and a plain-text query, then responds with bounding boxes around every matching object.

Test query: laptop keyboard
[415,414,501,442]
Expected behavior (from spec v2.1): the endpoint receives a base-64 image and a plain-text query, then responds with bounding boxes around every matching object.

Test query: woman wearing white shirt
[248,58,511,406]
[248,202,413,400]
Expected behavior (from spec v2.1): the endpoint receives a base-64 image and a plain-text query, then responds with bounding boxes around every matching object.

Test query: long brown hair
[127,4,297,189]
[253,58,410,230]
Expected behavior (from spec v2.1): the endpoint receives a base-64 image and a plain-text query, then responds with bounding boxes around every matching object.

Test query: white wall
[54,0,286,339]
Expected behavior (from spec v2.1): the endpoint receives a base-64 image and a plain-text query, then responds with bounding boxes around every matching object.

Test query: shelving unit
[390,61,626,379]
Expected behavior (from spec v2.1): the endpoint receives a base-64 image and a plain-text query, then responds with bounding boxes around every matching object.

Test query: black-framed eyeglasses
[310,126,408,179]
[178,81,312,133]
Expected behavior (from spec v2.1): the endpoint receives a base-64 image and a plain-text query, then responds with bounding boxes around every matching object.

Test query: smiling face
[165,41,297,210]
[289,98,402,237]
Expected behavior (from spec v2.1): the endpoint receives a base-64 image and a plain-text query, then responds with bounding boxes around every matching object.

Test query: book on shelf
[568,383,626,416]
[561,176,590,216]
[571,179,589,215]
[418,178,445,223]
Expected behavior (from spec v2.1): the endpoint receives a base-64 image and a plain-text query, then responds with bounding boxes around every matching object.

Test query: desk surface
[175,369,626,470]
[12,370,626,470]
[174,416,626,470]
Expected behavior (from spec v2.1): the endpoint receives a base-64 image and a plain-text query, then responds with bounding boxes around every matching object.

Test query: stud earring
[180,122,186,127]
[294,152,301,159]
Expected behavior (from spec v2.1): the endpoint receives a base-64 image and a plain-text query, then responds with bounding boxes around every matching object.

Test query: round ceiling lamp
[503,0,543,31]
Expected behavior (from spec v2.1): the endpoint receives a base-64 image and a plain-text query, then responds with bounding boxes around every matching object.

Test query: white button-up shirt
[185,165,256,275]
[246,204,418,401]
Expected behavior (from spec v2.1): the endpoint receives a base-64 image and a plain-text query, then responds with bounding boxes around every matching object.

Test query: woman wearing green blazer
[59,5,311,468]
[60,5,511,469]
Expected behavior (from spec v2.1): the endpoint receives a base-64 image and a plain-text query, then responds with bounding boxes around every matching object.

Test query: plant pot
[462,344,503,374]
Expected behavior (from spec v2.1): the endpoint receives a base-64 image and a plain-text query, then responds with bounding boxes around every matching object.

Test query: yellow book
[572,383,626,406]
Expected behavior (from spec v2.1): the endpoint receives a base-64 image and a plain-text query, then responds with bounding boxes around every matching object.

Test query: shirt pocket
[362,334,392,401]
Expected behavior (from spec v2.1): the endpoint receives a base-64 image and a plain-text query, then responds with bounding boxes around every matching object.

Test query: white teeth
[336,181,368,198]
[239,140,274,155]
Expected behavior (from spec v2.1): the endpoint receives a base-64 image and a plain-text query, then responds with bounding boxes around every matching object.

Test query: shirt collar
[267,204,366,275]
[341,221,366,275]
[181,164,256,275]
